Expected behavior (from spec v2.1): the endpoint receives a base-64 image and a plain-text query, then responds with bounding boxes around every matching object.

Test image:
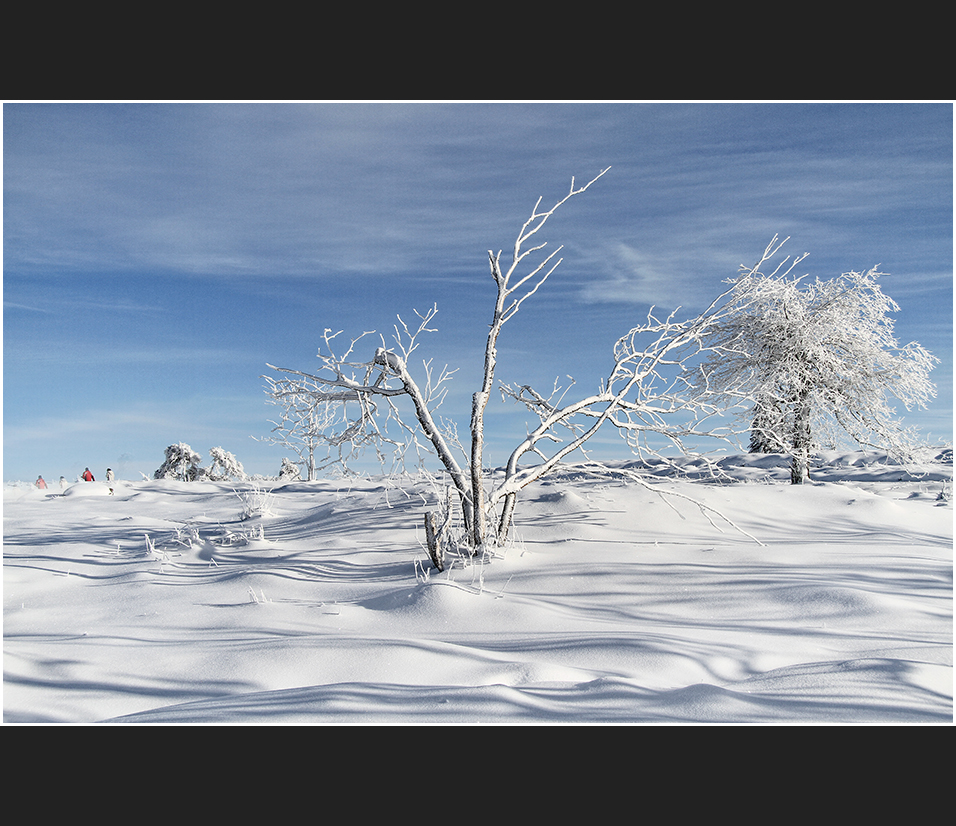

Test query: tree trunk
[424,511,445,572]
[470,254,506,552]
[790,388,812,484]
[497,492,517,545]
[470,391,488,551]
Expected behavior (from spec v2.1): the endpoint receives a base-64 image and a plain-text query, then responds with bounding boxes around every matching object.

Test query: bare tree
[259,375,347,481]
[265,170,758,568]
[265,304,467,490]
[702,236,939,484]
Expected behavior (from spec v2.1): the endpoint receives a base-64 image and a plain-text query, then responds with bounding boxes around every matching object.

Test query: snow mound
[532,488,593,513]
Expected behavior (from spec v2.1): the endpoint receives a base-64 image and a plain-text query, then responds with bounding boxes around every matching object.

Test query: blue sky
[3,102,952,482]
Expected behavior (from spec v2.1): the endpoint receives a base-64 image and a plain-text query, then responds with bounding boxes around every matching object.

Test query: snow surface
[3,451,952,724]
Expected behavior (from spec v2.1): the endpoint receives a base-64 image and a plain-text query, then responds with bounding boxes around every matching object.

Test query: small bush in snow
[202,447,247,481]
[279,457,301,481]
[154,443,203,481]
[235,483,277,520]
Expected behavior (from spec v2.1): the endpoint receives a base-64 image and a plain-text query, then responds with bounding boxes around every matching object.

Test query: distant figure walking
[59,476,68,490]
[106,468,115,494]
[82,468,94,482]
[36,476,47,489]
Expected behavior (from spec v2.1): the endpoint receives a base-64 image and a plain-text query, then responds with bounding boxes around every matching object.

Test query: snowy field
[3,450,952,724]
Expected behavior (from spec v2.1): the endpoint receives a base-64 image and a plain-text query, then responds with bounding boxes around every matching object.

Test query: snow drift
[3,451,951,724]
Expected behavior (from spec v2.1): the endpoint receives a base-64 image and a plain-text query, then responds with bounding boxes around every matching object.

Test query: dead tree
[266,170,758,567]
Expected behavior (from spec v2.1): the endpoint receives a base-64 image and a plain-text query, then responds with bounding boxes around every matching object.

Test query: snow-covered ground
[3,450,952,724]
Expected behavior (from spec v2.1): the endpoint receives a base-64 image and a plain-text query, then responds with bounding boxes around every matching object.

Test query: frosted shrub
[203,447,247,481]
[235,483,277,521]
[153,444,248,482]
[154,443,203,481]
[279,457,301,480]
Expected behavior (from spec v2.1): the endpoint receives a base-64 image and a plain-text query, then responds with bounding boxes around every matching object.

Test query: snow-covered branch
[469,168,611,547]
[262,305,472,520]
[489,288,752,541]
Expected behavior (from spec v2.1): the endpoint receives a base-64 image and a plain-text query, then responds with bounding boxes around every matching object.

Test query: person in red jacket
[81,467,94,481]
[36,476,47,489]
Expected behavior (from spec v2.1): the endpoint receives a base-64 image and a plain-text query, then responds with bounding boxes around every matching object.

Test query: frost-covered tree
[154,443,203,481]
[266,170,758,569]
[701,236,938,484]
[279,457,301,480]
[154,443,247,482]
[259,377,369,481]
[203,447,247,481]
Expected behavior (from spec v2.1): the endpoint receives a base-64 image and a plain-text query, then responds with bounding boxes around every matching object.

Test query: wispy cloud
[5,295,163,316]
[580,243,695,308]
[2,301,54,314]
